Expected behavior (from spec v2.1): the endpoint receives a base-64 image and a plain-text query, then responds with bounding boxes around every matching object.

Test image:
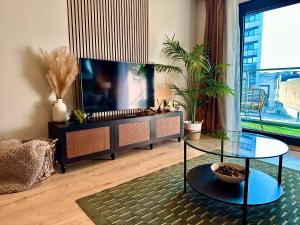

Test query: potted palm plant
[155,36,234,140]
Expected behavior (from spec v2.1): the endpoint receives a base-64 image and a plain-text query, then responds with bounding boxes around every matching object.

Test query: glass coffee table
[184,131,289,222]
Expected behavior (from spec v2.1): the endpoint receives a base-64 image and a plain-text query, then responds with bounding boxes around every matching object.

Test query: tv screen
[80,58,155,112]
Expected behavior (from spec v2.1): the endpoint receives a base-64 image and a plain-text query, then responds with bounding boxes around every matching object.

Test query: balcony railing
[241,67,300,137]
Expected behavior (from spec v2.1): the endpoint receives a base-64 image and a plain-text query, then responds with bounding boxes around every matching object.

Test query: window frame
[239,0,300,146]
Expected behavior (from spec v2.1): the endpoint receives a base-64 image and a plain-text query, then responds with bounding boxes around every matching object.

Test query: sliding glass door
[239,0,300,144]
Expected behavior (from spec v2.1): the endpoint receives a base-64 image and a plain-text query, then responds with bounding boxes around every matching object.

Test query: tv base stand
[146,107,157,113]
[49,111,183,173]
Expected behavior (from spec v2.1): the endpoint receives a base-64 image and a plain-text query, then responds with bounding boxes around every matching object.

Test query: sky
[260,3,300,69]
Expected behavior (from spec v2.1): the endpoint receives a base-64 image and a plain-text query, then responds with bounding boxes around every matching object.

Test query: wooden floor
[0,140,203,225]
[1,138,299,225]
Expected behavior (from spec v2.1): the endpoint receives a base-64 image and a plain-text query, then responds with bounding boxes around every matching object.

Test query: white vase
[53,98,67,122]
[184,120,203,140]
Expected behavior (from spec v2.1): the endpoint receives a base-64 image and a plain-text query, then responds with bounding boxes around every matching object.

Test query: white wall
[0,0,206,139]
[196,0,206,43]
[0,0,73,139]
[149,0,206,112]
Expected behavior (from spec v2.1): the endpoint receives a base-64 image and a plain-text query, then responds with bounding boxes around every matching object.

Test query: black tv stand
[49,111,183,173]
[124,114,137,118]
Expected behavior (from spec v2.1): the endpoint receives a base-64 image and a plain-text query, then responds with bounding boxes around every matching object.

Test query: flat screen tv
[80,58,155,113]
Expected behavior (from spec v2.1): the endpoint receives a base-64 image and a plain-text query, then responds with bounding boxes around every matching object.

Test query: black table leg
[278,155,283,185]
[221,138,224,162]
[243,158,250,224]
[184,141,187,193]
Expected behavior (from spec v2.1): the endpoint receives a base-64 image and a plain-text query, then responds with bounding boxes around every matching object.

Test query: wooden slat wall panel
[67,0,149,108]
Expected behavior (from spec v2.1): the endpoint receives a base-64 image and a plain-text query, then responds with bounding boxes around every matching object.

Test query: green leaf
[188,43,211,73]
[137,64,147,76]
[154,64,182,74]
[162,35,190,64]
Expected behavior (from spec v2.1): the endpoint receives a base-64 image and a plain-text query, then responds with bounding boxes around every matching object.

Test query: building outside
[242,12,300,125]
[242,12,263,88]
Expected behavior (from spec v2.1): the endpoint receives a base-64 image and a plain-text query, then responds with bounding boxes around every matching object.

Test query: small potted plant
[39,47,79,122]
[69,110,85,124]
[155,36,234,140]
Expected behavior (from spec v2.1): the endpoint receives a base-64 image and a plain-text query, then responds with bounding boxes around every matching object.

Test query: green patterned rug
[76,154,300,225]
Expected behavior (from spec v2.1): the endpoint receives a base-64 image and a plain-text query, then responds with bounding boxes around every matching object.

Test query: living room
[0,0,299,224]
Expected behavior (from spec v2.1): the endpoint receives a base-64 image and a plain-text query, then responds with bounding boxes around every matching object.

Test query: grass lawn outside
[242,120,300,137]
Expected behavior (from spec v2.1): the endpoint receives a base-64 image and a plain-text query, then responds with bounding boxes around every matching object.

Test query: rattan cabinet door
[156,116,181,138]
[118,121,151,147]
[66,127,110,158]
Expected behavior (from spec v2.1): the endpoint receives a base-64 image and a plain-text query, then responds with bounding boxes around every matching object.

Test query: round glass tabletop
[185,131,289,159]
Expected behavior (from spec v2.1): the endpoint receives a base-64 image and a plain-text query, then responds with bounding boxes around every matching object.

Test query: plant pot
[53,99,67,122]
[184,121,203,140]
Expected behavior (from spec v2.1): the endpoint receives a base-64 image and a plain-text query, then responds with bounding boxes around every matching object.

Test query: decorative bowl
[211,162,248,184]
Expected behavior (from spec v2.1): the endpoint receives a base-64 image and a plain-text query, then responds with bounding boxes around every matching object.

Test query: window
[240,0,300,143]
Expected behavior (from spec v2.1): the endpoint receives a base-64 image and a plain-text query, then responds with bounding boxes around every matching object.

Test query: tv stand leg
[61,164,66,174]
[150,144,153,150]
[111,153,115,160]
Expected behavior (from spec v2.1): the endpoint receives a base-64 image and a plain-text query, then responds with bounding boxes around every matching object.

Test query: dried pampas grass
[38,47,78,99]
